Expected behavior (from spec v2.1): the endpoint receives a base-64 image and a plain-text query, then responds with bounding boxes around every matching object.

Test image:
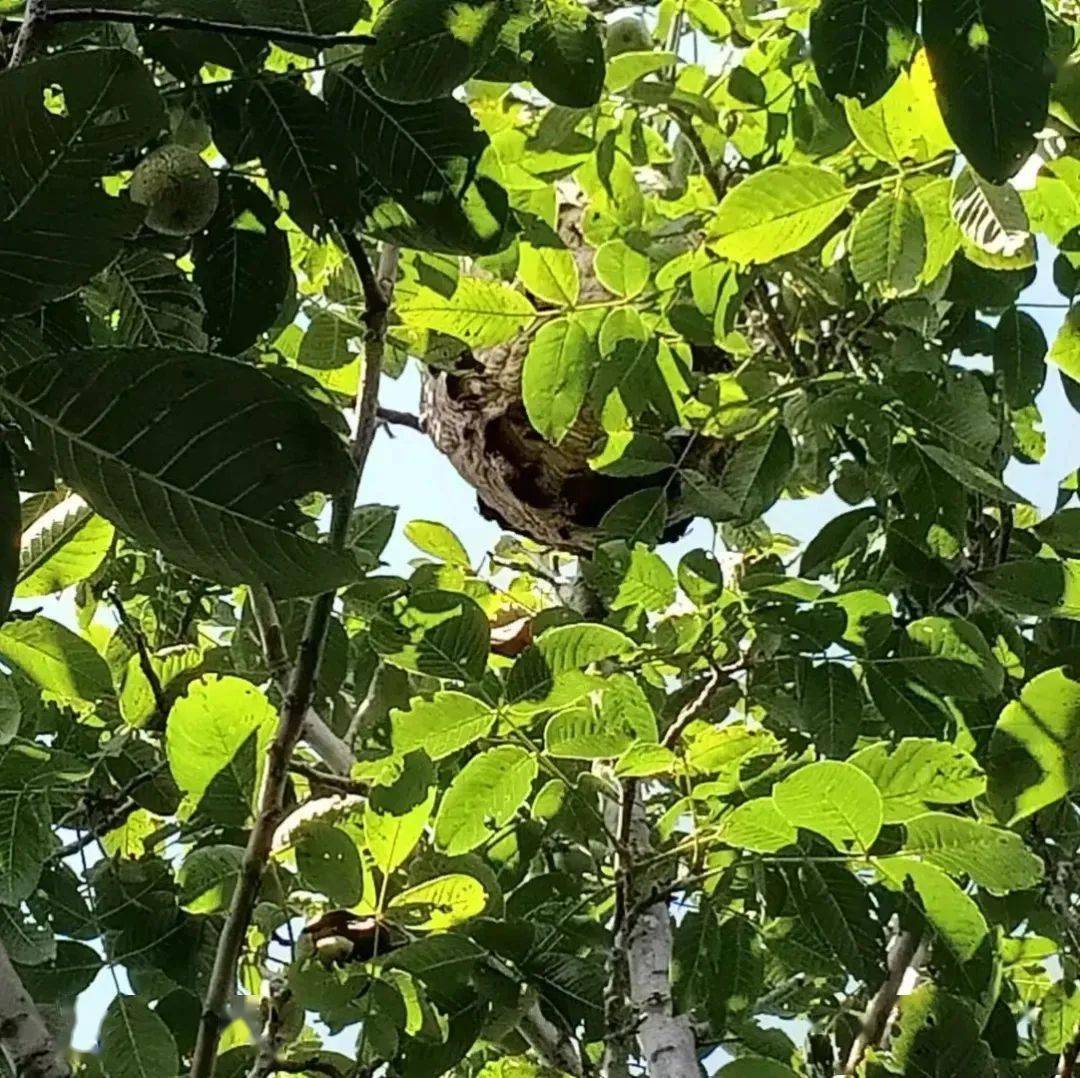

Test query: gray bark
[0,941,69,1078]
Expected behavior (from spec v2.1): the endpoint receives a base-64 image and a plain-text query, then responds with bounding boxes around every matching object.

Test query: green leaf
[0,906,54,966]
[810,0,917,105]
[518,242,580,306]
[544,699,635,760]
[526,0,605,107]
[365,0,507,103]
[890,987,995,1078]
[405,520,470,566]
[901,812,1043,893]
[166,675,275,820]
[371,590,490,682]
[952,167,1032,260]
[678,549,724,606]
[99,995,179,1078]
[710,165,853,264]
[875,857,987,961]
[522,317,599,443]
[398,279,535,349]
[0,678,19,746]
[295,822,364,906]
[709,425,794,522]
[917,443,1025,504]
[772,760,883,852]
[298,311,356,370]
[325,65,513,255]
[391,691,495,760]
[1049,305,1080,383]
[434,746,538,854]
[614,742,677,777]
[1039,983,1080,1053]
[16,494,113,598]
[849,188,926,295]
[246,79,354,237]
[0,50,164,316]
[594,240,650,298]
[178,845,244,914]
[845,51,953,166]
[193,177,292,354]
[0,348,360,597]
[993,306,1047,408]
[900,616,1005,700]
[782,860,884,982]
[388,873,487,930]
[719,799,798,853]
[0,787,52,906]
[798,662,862,758]
[850,739,985,823]
[365,784,435,875]
[923,0,1050,183]
[1035,509,1080,555]
[971,558,1080,618]
[0,617,111,704]
[94,248,208,352]
[988,666,1080,823]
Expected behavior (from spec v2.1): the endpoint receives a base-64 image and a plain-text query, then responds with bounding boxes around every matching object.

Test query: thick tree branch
[844,930,923,1076]
[3,6,375,49]
[6,0,48,68]
[0,939,69,1078]
[517,998,584,1077]
[619,785,698,1078]
[376,407,423,432]
[189,238,394,1078]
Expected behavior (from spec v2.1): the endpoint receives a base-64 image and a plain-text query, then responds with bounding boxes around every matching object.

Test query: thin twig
[54,759,171,859]
[109,593,168,721]
[3,6,375,49]
[661,669,723,749]
[188,237,395,1078]
[6,0,47,68]
[376,406,423,432]
[289,761,367,797]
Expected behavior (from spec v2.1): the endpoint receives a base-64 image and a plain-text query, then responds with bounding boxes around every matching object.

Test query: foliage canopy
[2,0,1080,1077]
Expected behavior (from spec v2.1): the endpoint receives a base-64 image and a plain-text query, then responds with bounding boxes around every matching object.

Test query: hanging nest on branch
[418,189,731,553]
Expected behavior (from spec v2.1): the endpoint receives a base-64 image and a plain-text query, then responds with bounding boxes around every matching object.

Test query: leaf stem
[6,0,47,68]
[4,6,376,49]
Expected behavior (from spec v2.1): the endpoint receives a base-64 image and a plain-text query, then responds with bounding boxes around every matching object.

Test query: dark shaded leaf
[923,0,1050,183]
[811,0,917,105]
[193,177,292,354]
[0,348,359,596]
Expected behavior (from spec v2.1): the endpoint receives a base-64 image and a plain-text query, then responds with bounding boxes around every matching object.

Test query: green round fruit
[605,16,653,58]
[130,144,219,237]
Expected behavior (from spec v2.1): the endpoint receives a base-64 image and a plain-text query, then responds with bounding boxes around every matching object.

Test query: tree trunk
[0,941,70,1078]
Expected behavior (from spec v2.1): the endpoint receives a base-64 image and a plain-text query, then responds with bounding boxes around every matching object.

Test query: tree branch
[619,784,698,1078]
[376,407,423,432]
[288,761,367,797]
[109,592,168,721]
[188,238,394,1078]
[6,0,48,68]
[844,930,923,1076]
[0,939,70,1078]
[3,6,375,49]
